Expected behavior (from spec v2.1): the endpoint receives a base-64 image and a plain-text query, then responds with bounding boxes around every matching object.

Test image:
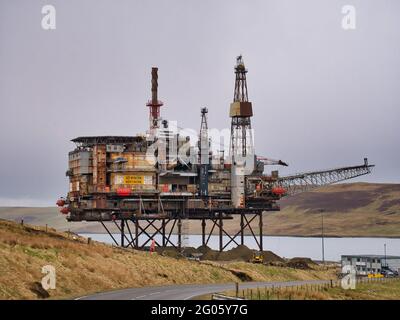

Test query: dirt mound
[196,245,284,263]
[157,244,285,263]
[263,250,285,263]
[218,245,254,261]
[196,245,217,260]
[286,257,316,269]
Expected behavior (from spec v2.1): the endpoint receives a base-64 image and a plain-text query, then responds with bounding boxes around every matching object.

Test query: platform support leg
[240,213,245,246]
[121,219,125,247]
[219,214,223,252]
[178,217,182,251]
[201,219,206,247]
[162,219,166,247]
[135,219,139,249]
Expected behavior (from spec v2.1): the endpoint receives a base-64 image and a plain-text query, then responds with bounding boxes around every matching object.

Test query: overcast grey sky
[0,0,399,206]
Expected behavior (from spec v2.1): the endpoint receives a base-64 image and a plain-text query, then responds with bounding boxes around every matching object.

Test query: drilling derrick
[199,107,209,196]
[230,56,254,208]
[146,67,163,133]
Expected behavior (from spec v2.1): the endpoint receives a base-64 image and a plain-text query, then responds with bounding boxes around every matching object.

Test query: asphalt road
[76,279,331,300]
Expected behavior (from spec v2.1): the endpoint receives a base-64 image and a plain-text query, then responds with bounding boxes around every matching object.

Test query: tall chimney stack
[147,67,163,130]
[151,67,158,104]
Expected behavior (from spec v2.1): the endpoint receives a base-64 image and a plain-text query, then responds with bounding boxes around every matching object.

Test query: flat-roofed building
[341,255,400,276]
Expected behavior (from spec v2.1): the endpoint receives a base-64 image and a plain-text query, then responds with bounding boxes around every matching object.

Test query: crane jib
[274,163,374,196]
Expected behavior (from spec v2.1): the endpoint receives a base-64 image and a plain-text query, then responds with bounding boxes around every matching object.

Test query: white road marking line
[149,291,161,295]
[74,295,88,300]
[135,294,147,299]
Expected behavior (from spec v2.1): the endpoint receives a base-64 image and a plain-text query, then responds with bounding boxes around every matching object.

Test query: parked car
[381,267,399,278]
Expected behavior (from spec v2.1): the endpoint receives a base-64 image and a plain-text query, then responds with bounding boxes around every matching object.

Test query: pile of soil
[217,245,254,261]
[263,251,285,263]
[157,245,285,263]
[197,245,218,260]
[286,257,316,269]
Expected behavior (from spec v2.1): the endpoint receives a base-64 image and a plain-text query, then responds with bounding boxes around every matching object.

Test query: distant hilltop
[272,182,400,237]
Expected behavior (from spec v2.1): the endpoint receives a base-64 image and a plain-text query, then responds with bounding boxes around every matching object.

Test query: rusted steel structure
[58,57,374,251]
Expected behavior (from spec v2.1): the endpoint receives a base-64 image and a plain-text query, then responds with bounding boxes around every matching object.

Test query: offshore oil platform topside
[57,56,374,251]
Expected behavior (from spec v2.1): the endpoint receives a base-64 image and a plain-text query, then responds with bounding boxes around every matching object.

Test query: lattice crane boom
[275,158,374,196]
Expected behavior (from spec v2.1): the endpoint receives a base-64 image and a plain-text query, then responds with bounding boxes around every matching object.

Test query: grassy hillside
[0,219,336,300]
[268,182,400,237]
[1,183,399,237]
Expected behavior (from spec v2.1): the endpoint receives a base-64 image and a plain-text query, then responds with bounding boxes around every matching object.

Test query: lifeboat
[56,198,65,207]
[271,187,286,196]
[60,207,70,214]
[116,188,131,196]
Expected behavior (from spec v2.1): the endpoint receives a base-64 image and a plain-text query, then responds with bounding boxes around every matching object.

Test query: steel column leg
[121,219,125,247]
[135,218,139,249]
[162,219,166,247]
[178,217,182,251]
[240,213,244,245]
[201,219,206,246]
[219,213,223,252]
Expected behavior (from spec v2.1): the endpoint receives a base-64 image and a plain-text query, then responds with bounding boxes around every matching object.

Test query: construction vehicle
[250,251,264,264]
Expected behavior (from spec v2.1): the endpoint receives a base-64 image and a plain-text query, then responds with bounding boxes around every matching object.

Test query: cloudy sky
[0,0,399,206]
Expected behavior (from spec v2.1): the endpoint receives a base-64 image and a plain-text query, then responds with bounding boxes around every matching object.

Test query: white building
[341,255,400,276]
